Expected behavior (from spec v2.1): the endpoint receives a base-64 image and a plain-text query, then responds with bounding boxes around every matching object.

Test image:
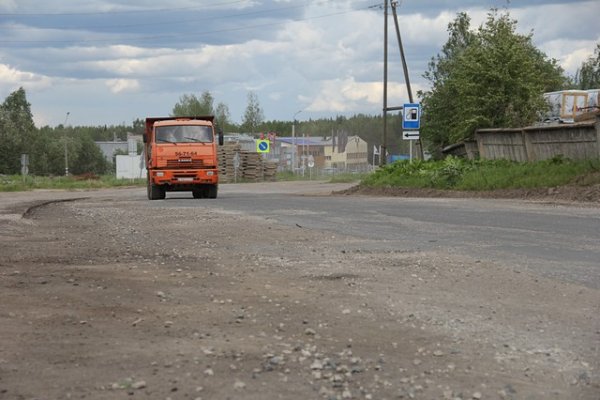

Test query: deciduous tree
[0,87,36,174]
[171,90,214,116]
[241,92,264,135]
[419,10,566,156]
[573,43,600,90]
[214,102,232,131]
[71,135,109,175]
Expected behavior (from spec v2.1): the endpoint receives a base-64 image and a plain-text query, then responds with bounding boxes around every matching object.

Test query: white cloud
[106,78,140,93]
[400,11,455,46]
[0,64,52,94]
[506,1,600,74]
[304,77,426,115]
[0,0,18,12]
[541,38,599,74]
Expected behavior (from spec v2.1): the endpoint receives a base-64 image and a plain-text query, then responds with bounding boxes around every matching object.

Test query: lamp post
[291,109,302,172]
[63,112,70,176]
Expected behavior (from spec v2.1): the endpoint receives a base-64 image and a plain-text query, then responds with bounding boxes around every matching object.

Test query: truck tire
[147,181,166,200]
[207,185,218,199]
[192,188,205,199]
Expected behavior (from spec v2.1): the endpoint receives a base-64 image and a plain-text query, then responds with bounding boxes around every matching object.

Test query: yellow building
[324,135,368,172]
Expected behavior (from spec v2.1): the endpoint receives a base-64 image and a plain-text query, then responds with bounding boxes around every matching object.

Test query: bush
[361,157,600,191]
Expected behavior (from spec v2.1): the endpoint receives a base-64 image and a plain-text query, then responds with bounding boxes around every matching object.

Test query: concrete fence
[458,116,600,162]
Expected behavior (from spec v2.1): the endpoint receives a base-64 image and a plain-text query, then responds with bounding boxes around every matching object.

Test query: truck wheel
[207,185,218,199]
[192,188,205,199]
[148,181,166,200]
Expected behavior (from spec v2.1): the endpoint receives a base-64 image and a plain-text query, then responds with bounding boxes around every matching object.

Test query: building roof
[277,136,332,146]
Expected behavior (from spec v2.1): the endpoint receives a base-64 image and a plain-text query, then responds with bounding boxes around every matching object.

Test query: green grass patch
[361,156,600,191]
[327,172,369,183]
[275,171,308,181]
[0,175,146,192]
[275,170,367,183]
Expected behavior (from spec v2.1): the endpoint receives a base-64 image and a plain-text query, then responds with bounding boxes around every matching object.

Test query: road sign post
[307,155,314,180]
[402,103,421,161]
[233,152,240,183]
[402,131,420,140]
[402,131,420,161]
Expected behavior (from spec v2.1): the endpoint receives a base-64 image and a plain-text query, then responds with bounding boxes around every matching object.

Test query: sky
[0,0,598,128]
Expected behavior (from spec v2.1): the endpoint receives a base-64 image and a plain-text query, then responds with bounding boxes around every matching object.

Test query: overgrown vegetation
[419,11,567,157]
[361,156,600,191]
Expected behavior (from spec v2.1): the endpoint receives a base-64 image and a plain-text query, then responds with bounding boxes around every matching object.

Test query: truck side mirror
[142,134,147,143]
[218,130,224,146]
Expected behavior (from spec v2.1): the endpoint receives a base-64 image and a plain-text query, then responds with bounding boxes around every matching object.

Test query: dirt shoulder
[0,188,598,399]
[340,183,600,204]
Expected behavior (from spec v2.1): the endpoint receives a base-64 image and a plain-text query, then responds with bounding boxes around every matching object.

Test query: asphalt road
[160,182,600,289]
[2,181,599,289]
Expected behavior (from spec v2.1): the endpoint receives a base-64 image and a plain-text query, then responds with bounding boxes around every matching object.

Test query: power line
[0,0,248,16]
[1,3,307,32]
[0,3,382,45]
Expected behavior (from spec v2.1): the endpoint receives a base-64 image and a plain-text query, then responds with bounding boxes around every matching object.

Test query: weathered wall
[475,116,599,162]
[442,140,479,159]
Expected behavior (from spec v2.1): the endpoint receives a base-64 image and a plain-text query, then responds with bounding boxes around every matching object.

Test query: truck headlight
[206,171,214,176]
[156,171,164,177]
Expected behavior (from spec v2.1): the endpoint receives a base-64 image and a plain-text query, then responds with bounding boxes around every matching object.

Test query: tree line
[0,9,598,176]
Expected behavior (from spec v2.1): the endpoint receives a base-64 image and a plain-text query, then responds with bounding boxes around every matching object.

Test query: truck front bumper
[150,169,218,186]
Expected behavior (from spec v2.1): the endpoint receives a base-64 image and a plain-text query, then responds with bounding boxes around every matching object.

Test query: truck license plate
[177,177,194,182]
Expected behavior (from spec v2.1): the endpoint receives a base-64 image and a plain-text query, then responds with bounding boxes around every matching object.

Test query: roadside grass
[361,156,600,190]
[275,171,309,181]
[327,172,369,183]
[276,171,367,183]
[0,175,146,192]
[1,171,362,192]
[4,157,599,192]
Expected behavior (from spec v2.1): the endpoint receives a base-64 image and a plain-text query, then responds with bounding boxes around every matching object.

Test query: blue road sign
[402,103,421,130]
[256,139,270,153]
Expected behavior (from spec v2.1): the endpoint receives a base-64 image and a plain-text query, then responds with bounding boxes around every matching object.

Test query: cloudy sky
[0,0,598,127]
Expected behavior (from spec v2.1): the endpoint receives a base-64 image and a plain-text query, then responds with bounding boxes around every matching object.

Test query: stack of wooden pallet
[218,142,279,183]
[218,143,241,183]
[263,161,278,181]
[241,152,263,182]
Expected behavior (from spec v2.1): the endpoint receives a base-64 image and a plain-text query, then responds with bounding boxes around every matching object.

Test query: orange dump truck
[144,116,223,200]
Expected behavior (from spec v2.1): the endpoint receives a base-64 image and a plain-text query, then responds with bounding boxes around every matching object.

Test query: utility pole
[63,112,70,176]
[381,1,423,162]
[391,1,424,160]
[391,1,412,103]
[381,0,388,166]
[291,109,302,173]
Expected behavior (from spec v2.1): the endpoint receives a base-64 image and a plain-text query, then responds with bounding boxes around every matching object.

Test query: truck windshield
[155,125,213,143]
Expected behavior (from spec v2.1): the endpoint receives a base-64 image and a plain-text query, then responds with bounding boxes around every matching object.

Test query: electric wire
[0,0,248,16]
[0,2,382,45]
[1,2,307,31]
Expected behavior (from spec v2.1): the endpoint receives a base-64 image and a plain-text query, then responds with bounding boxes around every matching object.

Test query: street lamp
[63,112,70,176]
[291,109,302,172]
